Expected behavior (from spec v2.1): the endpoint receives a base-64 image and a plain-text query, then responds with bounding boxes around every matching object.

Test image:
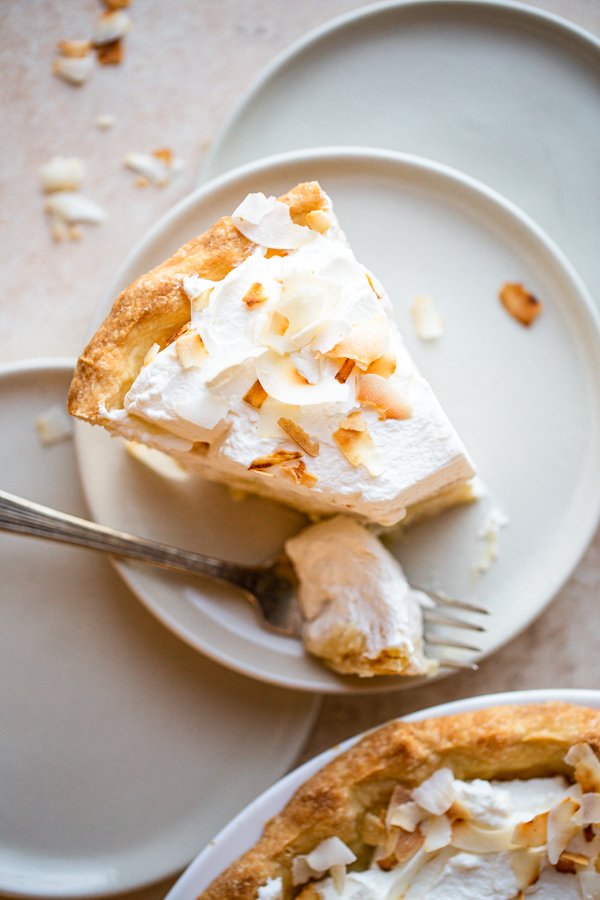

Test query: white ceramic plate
[0,359,318,898]
[74,148,600,694]
[202,0,600,305]
[167,687,600,898]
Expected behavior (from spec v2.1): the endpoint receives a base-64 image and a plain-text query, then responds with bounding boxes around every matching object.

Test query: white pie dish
[166,688,600,899]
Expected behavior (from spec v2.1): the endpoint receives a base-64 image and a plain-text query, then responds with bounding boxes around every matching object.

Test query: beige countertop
[2,1,599,897]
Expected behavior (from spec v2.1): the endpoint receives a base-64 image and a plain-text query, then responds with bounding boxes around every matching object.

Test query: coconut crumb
[411,294,444,341]
[124,150,185,187]
[35,405,73,446]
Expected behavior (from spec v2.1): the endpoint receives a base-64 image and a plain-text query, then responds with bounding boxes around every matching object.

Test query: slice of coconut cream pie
[68,182,474,527]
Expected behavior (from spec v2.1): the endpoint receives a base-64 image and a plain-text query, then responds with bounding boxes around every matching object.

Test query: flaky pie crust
[67,182,328,423]
[197,702,600,899]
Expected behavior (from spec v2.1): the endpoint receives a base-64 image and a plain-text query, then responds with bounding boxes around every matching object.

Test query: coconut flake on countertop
[411,294,444,341]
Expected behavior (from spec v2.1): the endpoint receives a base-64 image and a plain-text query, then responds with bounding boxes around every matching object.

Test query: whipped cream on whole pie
[285,516,435,677]
[100,185,474,527]
[260,743,600,899]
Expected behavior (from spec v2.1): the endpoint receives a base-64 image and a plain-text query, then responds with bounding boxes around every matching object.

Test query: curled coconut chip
[280,459,318,489]
[512,811,549,848]
[511,848,543,889]
[333,411,383,477]
[249,449,302,470]
[92,9,131,45]
[124,150,185,187]
[292,837,356,887]
[547,796,581,864]
[411,294,444,341]
[376,832,424,870]
[412,768,455,816]
[277,417,319,457]
[366,352,396,378]
[45,191,106,225]
[421,814,452,852]
[305,209,332,233]
[35,405,73,447]
[356,373,412,421]
[243,380,268,410]
[176,332,207,369]
[96,40,123,65]
[499,282,543,327]
[40,156,85,193]
[566,744,600,793]
[256,351,349,406]
[53,54,94,85]
[451,821,516,854]
[335,358,355,384]
[232,194,316,250]
[242,282,268,309]
[327,316,390,370]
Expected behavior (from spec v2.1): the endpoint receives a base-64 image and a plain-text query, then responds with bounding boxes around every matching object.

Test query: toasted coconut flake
[388,800,423,833]
[271,310,289,335]
[57,39,91,58]
[360,812,387,846]
[512,812,549,848]
[232,195,315,250]
[243,282,267,309]
[394,830,425,863]
[249,449,302,470]
[327,316,390,370]
[557,850,590,874]
[499,282,543,326]
[103,0,131,8]
[35,404,73,446]
[176,332,207,369]
[566,745,600,793]
[356,373,412,420]
[48,215,67,243]
[452,821,516,853]
[335,357,355,384]
[366,353,396,378]
[265,248,288,259]
[277,417,319,456]
[92,9,131,45]
[280,460,318,488]
[547,797,581,864]
[412,768,455,815]
[306,209,332,233]
[40,156,85,193]
[422,814,452,852]
[96,38,123,65]
[411,294,444,341]
[44,192,106,225]
[95,113,116,130]
[243,380,268,410]
[575,794,600,826]
[124,151,184,187]
[256,351,348,406]
[53,55,94,85]
[365,270,384,299]
[293,837,356,883]
[511,848,543,889]
[333,413,383,477]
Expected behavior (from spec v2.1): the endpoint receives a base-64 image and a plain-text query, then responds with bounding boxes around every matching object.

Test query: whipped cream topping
[285,516,434,677]
[108,188,474,526]
[276,748,600,900]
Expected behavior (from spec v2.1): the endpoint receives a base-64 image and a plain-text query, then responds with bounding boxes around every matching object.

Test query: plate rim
[200,0,600,184]
[74,145,600,695]
[167,687,600,899]
[0,356,320,899]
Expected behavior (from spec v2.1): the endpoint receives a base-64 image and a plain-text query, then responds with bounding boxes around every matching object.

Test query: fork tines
[421,589,490,672]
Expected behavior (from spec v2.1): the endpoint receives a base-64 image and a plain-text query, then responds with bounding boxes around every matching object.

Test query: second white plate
[75,148,600,694]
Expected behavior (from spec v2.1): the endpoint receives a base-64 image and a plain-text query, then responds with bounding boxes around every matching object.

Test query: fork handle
[0,489,255,589]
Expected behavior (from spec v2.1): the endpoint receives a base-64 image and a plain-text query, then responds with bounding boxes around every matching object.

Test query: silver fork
[0,489,489,671]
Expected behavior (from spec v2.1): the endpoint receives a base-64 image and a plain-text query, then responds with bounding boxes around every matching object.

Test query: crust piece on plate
[197,702,600,899]
[67,182,328,422]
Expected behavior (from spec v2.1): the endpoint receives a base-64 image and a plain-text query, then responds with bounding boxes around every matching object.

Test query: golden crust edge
[197,702,600,899]
[67,182,329,423]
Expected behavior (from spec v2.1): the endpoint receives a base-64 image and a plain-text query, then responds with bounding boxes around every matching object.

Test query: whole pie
[197,702,600,899]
